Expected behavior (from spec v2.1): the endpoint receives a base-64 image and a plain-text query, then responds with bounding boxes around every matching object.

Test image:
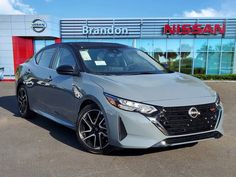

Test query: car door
[45,46,79,124]
[28,46,58,114]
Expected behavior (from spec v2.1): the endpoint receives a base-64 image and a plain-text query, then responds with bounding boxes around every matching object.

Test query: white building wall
[0,15,59,80]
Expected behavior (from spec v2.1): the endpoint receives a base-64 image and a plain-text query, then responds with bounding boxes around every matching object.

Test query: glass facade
[34,39,55,54]
[62,38,236,75]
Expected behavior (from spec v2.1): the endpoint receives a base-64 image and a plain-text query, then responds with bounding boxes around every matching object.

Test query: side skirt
[32,109,76,130]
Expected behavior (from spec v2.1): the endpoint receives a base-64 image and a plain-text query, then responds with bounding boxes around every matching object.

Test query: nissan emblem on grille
[188,107,201,118]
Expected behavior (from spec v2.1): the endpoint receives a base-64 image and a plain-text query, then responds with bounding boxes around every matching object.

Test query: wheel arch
[77,95,111,142]
[16,80,24,95]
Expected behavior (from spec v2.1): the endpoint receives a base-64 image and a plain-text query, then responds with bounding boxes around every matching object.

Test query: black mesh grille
[157,103,219,136]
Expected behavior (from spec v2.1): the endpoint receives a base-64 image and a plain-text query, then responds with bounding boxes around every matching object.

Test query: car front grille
[156,103,220,136]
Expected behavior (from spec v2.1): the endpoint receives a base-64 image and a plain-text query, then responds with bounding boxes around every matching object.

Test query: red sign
[164,24,225,35]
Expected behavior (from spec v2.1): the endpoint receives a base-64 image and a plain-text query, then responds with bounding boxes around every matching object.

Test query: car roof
[59,42,130,49]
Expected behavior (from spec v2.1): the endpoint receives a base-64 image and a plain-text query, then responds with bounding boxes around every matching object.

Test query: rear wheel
[76,104,113,154]
[17,85,34,118]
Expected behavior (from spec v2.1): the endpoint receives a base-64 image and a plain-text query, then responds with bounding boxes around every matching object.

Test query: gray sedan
[15,42,224,154]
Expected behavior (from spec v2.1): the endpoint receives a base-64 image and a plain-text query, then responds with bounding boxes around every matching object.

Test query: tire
[76,104,113,154]
[17,85,34,119]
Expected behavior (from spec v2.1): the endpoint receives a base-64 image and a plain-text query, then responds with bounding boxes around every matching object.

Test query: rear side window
[38,48,56,68]
[53,48,76,69]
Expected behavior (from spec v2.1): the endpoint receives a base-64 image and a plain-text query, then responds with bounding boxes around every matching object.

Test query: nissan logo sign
[31,19,47,33]
[188,107,201,118]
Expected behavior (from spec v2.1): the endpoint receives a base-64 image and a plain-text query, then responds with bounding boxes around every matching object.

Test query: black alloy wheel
[76,104,112,154]
[17,86,34,118]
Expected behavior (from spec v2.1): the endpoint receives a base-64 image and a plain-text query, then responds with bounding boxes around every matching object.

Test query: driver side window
[52,47,76,69]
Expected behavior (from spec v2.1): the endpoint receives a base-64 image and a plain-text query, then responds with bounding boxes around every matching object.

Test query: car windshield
[79,47,171,75]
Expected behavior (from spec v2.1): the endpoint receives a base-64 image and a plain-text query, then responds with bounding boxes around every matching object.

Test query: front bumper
[104,102,224,149]
[153,131,222,147]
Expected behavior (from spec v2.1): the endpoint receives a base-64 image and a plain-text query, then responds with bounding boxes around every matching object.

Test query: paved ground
[0,82,235,177]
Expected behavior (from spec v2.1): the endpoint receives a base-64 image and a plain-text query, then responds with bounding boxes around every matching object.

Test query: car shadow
[0,95,84,152]
[110,143,197,156]
[0,95,19,116]
[0,95,197,156]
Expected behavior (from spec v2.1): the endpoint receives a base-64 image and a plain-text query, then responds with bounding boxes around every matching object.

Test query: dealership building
[0,15,236,80]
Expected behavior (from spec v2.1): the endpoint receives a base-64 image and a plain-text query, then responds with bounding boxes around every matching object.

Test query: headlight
[104,93,158,115]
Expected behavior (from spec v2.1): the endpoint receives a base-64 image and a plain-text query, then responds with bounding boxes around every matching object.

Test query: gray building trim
[60,18,236,39]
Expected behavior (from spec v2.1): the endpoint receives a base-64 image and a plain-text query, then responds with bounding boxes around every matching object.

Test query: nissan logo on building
[188,107,201,118]
[31,19,47,33]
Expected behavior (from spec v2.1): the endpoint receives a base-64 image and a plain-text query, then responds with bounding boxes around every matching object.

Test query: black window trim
[49,46,60,70]
[34,49,43,65]
[34,45,58,70]
[50,45,80,71]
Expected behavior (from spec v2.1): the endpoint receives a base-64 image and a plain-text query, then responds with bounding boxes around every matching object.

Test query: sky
[0,0,236,18]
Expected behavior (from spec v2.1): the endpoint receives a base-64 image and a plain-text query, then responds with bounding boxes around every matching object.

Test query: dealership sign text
[164,24,225,35]
[82,26,129,35]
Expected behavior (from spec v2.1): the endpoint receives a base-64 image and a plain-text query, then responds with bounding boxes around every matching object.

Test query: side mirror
[56,65,79,76]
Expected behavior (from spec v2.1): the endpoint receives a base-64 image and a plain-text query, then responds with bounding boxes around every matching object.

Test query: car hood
[87,72,216,104]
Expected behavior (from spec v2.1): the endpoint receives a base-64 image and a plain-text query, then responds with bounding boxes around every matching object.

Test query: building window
[221,52,234,74]
[208,39,221,52]
[153,39,166,63]
[194,39,208,52]
[61,38,235,75]
[207,52,221,74]
[166,39,180,72]
[194,52,207,74]
[136,39,153,54]
[180,39,193,74]
[34,39,55,54]
[222,39,235,52]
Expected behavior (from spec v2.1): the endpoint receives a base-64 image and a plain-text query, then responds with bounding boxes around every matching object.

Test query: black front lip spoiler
[164,131,223,145]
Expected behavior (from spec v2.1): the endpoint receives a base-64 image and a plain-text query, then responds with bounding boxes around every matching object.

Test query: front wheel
[76,104,113,154]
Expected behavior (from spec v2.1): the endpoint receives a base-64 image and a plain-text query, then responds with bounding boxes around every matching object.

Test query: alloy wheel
[78,109,109,150]
[17,88,28,115]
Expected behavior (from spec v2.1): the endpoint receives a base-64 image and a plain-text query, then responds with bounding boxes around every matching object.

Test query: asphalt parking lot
[0,82,236,177]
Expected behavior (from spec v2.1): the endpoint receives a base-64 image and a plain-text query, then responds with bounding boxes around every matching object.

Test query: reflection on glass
[34,40,45,53]
[153,39,166,63]
[221,52,234,74]
[113,39,133,46]
[34,40,55,54]
[181,39,193,52]
[62,39,133,47]
[194,39,208,52]
[208,39,221,52]
[61,38,235,75]
[167,39,180,52]
[154,52,167,63]
[194,52,207,74]
[180,39,193,74]
[207,52,220,74]
[166,52,180,72]
[222,39,235,51]
[166,39,180,71]
[180,52,193,74]
[153,39,166,52]
[45,40,55,46]
[136,39,153,54]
